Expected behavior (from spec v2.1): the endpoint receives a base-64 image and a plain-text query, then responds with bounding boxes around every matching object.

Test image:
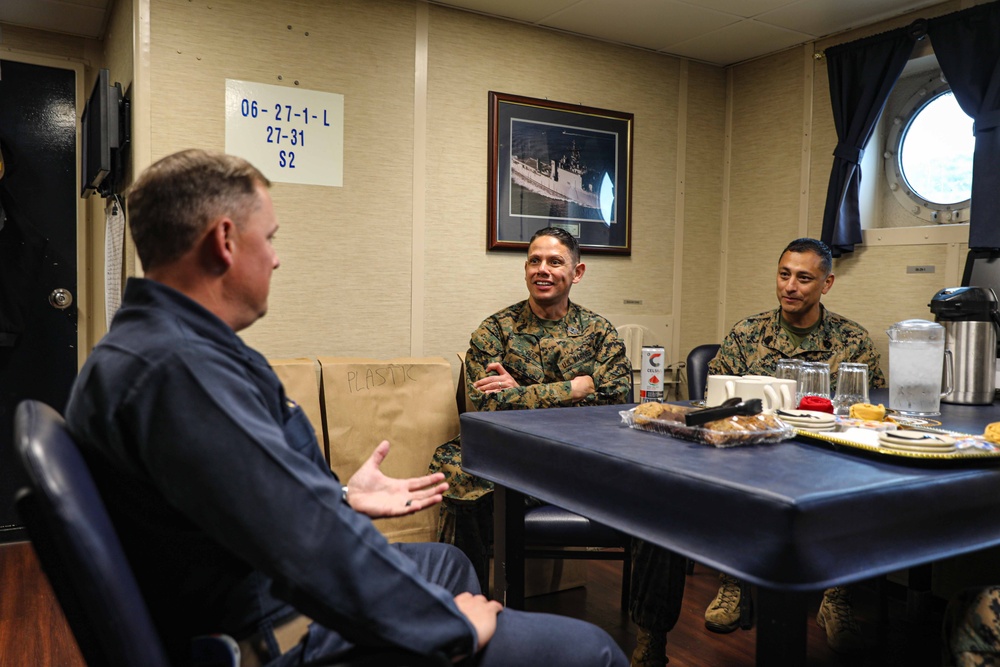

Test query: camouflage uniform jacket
[942,586,1000,667]
[465,299,632,411]
[708,305,886,391]
[431,300,631,503]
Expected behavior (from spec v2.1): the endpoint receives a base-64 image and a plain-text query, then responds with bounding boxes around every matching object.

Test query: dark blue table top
[460,396,1000,591]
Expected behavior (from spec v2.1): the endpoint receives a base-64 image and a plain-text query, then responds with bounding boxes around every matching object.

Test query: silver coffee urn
[929,287,1000,405]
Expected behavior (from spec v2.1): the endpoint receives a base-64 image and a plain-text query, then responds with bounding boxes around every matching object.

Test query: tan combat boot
[630,626,667,667]
[705,573,744,633]
[816,586,866,653]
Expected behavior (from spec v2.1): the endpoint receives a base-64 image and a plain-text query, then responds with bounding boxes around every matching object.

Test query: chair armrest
[191,634,240,667]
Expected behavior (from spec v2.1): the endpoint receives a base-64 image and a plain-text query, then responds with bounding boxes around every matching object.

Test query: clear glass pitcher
[885,319,953,416]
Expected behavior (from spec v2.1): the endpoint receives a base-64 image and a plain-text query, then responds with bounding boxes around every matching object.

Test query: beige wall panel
[82,0,135,351]
[104,0,134,90]
[0,23,89,60]
[807,55,835,239]
[724,51,803,328]
[149,0,416,359]
[824,243,951,374]
[679,62,726,356]
[421,6,682,369]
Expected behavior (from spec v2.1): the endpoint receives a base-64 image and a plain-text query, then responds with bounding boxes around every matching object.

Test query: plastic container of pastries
[621,402,796,448]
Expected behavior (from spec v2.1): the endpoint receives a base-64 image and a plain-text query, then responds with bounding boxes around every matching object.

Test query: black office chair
[684,344,755,608]
[523,504,632,611]
[686,344,721,402]
[12,400,448,667]
[454,361,632,611]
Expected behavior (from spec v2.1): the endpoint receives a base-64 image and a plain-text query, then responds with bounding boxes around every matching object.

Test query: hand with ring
[473,362,520,394]
[346,440,447,518]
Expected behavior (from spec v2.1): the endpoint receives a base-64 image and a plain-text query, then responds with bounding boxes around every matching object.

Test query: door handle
[48,288,73,310]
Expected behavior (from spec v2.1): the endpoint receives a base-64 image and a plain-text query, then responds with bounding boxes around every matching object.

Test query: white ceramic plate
[879,430,956,447]
[776,409,836,423]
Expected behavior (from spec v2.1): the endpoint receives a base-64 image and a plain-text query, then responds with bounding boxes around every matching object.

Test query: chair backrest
[615,324,659,371]
[686,344,721,402]
[13,400,172,667]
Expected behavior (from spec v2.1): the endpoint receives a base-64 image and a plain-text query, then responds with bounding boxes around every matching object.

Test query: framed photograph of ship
[488,92,633,254]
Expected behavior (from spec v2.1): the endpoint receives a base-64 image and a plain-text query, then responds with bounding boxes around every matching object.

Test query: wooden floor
[525,558,946,666]
[0,541,84,667]
[0,539,946,667]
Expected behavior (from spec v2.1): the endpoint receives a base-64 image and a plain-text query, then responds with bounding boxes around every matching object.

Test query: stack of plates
[878,430,957,454]
[774,409,837,432]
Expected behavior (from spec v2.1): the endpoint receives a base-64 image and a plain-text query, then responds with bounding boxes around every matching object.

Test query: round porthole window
[884,77,973,224]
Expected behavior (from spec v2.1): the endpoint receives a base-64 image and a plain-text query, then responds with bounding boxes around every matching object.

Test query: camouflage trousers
[430,436,688,632]
[438,494,494,595]
[629,538,688,634]
[943,586,1000,667]
[429,435,495,593]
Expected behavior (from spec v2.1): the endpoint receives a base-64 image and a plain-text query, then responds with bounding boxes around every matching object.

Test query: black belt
[237,614,312,667]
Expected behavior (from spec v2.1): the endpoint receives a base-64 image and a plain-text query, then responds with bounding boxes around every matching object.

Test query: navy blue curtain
[927,1,1000,249]
[820,24,918,257]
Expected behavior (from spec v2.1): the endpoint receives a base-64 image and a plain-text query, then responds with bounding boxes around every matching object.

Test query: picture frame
[488,92,633,255]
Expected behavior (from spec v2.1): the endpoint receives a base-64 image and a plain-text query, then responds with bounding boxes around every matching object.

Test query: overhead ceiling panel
[1,0,962,66]
[430,0,955,66]
[673,0,803,18]
[428,0,582,24]
[758,0,944,36]
[664,19,813,66]
[0,0,111,39]
[540,0,741,51]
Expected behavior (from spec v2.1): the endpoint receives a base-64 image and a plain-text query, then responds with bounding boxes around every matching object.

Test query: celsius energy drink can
[640,346,665,403]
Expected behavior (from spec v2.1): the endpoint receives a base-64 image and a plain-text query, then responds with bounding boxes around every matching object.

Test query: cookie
[634,402,668,424]
[633,402,692,425]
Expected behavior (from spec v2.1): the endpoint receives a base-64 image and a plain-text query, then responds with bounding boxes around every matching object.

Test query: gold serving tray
[795,428,1000,462]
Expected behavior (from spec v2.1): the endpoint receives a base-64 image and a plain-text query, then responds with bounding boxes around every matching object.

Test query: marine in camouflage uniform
[429,299,632,584]
[430,299,690,658]
[466,299,632,412]
[943,586,1000,666]
[431,227,690,665]
[694,240,884,656]
[708,305,886,391]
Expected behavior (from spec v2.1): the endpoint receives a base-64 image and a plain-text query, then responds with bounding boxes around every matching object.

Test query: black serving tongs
[684,397,763,427]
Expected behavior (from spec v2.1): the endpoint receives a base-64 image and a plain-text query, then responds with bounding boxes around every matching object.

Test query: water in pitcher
[886,319,947,416]
[888,340,944,415]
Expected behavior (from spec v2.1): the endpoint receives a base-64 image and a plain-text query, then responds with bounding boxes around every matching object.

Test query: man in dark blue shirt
[65,149,626,667]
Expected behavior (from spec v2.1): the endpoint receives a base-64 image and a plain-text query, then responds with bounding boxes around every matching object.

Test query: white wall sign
[225,79,344,187]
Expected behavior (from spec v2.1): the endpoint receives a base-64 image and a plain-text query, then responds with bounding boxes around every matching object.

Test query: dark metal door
[0,59,79,542]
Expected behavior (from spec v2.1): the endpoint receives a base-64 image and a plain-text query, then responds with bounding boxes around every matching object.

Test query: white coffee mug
[731,378,780,412]
[705,375,741,407]
[768,378,798,410]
